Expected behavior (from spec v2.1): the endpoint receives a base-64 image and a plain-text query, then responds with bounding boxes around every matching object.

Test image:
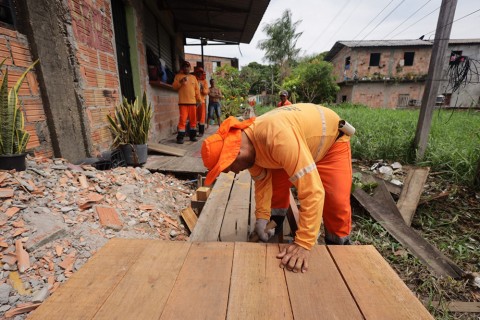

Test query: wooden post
[414,0,457,159]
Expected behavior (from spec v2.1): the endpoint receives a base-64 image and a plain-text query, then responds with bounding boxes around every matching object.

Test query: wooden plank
[397,167,430,225]
[148,142,187,157]
[353,188,463,279]
[285,245,363,319]
[220,171,251,241]
[286,190,299,235]
[329,245,434,320]
[190,172,234,241]
[93,241,191,320]
[196,186,211,201]
[227,243,292,319]
[248,180,255,237]
[160,242,234,320]
[429,301,480,313]
[181,206,197,233]
[94,206,123,230]
[373,179,403,218]
[144,155,206,174]
[29,239,147,320]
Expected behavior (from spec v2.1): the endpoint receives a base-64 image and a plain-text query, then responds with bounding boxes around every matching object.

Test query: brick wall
[0,27,52,157]
[185,53,236,79]
[351,82,424,108]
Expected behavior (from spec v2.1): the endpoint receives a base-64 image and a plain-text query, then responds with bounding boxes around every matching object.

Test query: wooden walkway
[29,239,433,320]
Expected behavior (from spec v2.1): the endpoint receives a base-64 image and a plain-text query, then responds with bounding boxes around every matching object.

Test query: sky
[185,0,480,68]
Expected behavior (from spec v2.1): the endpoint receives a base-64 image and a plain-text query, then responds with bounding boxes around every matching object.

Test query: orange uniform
[172,73,201,132]
[244,103,352,249]
[277,99,292,107]
[196,78,209,126]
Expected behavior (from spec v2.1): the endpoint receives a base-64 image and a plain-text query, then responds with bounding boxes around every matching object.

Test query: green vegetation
[331,103,480,187]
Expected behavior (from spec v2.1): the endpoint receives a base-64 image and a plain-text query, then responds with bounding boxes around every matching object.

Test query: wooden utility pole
[414,0,457,159]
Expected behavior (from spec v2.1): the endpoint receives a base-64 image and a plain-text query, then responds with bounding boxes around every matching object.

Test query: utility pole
[414,0,457,160]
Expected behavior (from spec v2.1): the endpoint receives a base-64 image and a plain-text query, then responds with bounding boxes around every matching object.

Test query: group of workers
[174,61,353,273]
[172,61,222,144]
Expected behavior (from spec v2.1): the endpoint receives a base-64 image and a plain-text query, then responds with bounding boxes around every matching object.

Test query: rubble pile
[0,157,194,318]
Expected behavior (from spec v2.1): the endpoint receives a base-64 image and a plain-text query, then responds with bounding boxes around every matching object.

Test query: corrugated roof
[325,39,480,61]
[159,0,270,44]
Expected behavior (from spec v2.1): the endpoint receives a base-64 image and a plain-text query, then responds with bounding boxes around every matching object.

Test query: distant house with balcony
[184,53,239,80]
[325,39,480,109]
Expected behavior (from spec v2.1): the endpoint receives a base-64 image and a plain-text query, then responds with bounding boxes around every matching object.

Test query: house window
[404,52,415,66]
[212,61,221,73]
[0,0,15,27]
[398,94,410,108]
[369,53,381,67]
[341,95,347,102]
[345,56,351,70]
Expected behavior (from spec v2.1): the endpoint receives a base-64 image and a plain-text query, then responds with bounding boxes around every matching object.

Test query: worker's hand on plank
[277,243,310,273]
[254,219,275,242]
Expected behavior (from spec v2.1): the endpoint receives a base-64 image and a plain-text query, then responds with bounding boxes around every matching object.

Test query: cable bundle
[446,55,480,93]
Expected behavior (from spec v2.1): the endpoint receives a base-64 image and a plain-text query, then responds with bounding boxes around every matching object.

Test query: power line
[392,6,440,38]
[325,0,365,46]
[351,0,395,41]
[356,0,407,43]
[424,8,480,37]
[382,0,433,39]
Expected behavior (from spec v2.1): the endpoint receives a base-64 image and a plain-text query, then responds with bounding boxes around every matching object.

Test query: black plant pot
[0,153,27,171]
[120,144,148,166]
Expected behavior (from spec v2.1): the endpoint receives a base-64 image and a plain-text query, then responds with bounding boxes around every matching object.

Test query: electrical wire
[351,0,395,41]
[325,0,365,46]
[423,8,480,38]
[391,6,440,38]
[382,0,433,39]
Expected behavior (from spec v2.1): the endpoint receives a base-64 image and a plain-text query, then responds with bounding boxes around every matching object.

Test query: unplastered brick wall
[69,0,120,155]
[351,82,424,108]
[0,27,52,158]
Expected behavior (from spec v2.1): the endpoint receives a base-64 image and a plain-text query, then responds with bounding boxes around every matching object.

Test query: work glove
[255,218,275,242]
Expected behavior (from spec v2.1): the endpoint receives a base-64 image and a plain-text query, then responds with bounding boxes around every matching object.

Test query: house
[325,39,480,109]
[1,0,269,162]
[184,53,239,80]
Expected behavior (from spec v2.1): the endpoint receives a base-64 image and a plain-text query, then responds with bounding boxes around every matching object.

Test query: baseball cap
[279,90,288,97]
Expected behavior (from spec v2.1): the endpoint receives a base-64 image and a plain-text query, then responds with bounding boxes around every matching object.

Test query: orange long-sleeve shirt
[172,73,201,105]
[244,103,349,250]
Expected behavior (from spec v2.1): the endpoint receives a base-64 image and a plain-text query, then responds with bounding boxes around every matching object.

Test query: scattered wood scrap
[148,142,187,157]
[428,301,480,313]
[397,167,430,225]
[181,207,197,233]
[196,186,211,201]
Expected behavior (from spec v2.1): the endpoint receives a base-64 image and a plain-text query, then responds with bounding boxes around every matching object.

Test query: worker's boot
[198,124,205,137]
[189,130,198,142]
[176,132,185,144]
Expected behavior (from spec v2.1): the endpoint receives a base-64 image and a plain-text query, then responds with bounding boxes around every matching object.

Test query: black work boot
[176,132,185,144]
[198,124,205,137]
[189,130,198,142]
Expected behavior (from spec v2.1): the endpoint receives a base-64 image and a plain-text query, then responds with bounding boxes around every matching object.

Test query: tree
[213,65,250,116]
[240,62,280,95]
[257,9,302,81]
[284,55,339,103]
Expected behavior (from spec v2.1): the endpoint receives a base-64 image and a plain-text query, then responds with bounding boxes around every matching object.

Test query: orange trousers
[196,102,206,126]
[177,104,197,132]
[271,141,352,241]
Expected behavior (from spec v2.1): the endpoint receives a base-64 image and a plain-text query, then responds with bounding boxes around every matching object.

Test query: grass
[331,103,480,187]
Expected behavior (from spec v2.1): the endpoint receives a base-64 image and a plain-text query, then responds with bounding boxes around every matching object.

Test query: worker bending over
[201,104,353,273]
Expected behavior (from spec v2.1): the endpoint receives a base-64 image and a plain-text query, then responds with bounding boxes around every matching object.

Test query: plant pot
[120,144,148,166]
[0,153,27,171]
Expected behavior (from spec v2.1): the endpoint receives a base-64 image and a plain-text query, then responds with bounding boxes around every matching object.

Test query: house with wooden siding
[0,0,269,162]
[325,39,480,109]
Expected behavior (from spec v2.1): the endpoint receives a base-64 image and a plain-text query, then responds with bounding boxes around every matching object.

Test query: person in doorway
[207,78,223,127]
[277,90,292,107]
[172,61,201,144]
[194,66,209,137]
[201,104,353,273]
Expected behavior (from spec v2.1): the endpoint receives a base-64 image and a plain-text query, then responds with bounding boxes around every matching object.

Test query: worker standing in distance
[201,104,354,273]
[207,78,223,127]
[277,90,292,107]
[172,61,201,144]
[194,66,209,137]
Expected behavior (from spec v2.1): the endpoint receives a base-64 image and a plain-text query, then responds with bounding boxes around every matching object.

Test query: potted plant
[0,59,38,171]
[107,92,152,166]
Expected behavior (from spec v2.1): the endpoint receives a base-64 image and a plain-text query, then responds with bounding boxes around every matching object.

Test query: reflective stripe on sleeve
[289,162,316,183]
[313,105,327,161]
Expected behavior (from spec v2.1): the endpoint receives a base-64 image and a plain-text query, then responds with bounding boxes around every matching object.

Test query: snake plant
[107,92,152,148]
[0,59,38,155]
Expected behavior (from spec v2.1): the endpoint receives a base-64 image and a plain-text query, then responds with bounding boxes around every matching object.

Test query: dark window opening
[0,0,15,27]
[341,95,347,102]
[369,53,380,67]
[345,56,351,70]
[404,52,415,66]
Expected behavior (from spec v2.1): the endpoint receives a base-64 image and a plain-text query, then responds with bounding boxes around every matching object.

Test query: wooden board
[29,239,147,319]
[429,301,480,313]
[148,142,187,157]
[189,172,235,241]
[181,206,197,233]
[144,155,206,174]
[285,245,363,319]
[93,241,191,320]
[220,171,251,242]
[373,179,404,218]
[329,245,434,320]
[353,188,463,279]
[160,242,234,319]
[227,243,292,319]
[397,167,430,225]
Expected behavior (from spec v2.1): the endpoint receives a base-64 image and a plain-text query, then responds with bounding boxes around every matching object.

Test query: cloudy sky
[185,0,479,67]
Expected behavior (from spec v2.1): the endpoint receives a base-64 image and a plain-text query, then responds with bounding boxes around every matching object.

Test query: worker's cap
[181,61,191,68]
[279,90,288,97]
[202,116,255,185]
